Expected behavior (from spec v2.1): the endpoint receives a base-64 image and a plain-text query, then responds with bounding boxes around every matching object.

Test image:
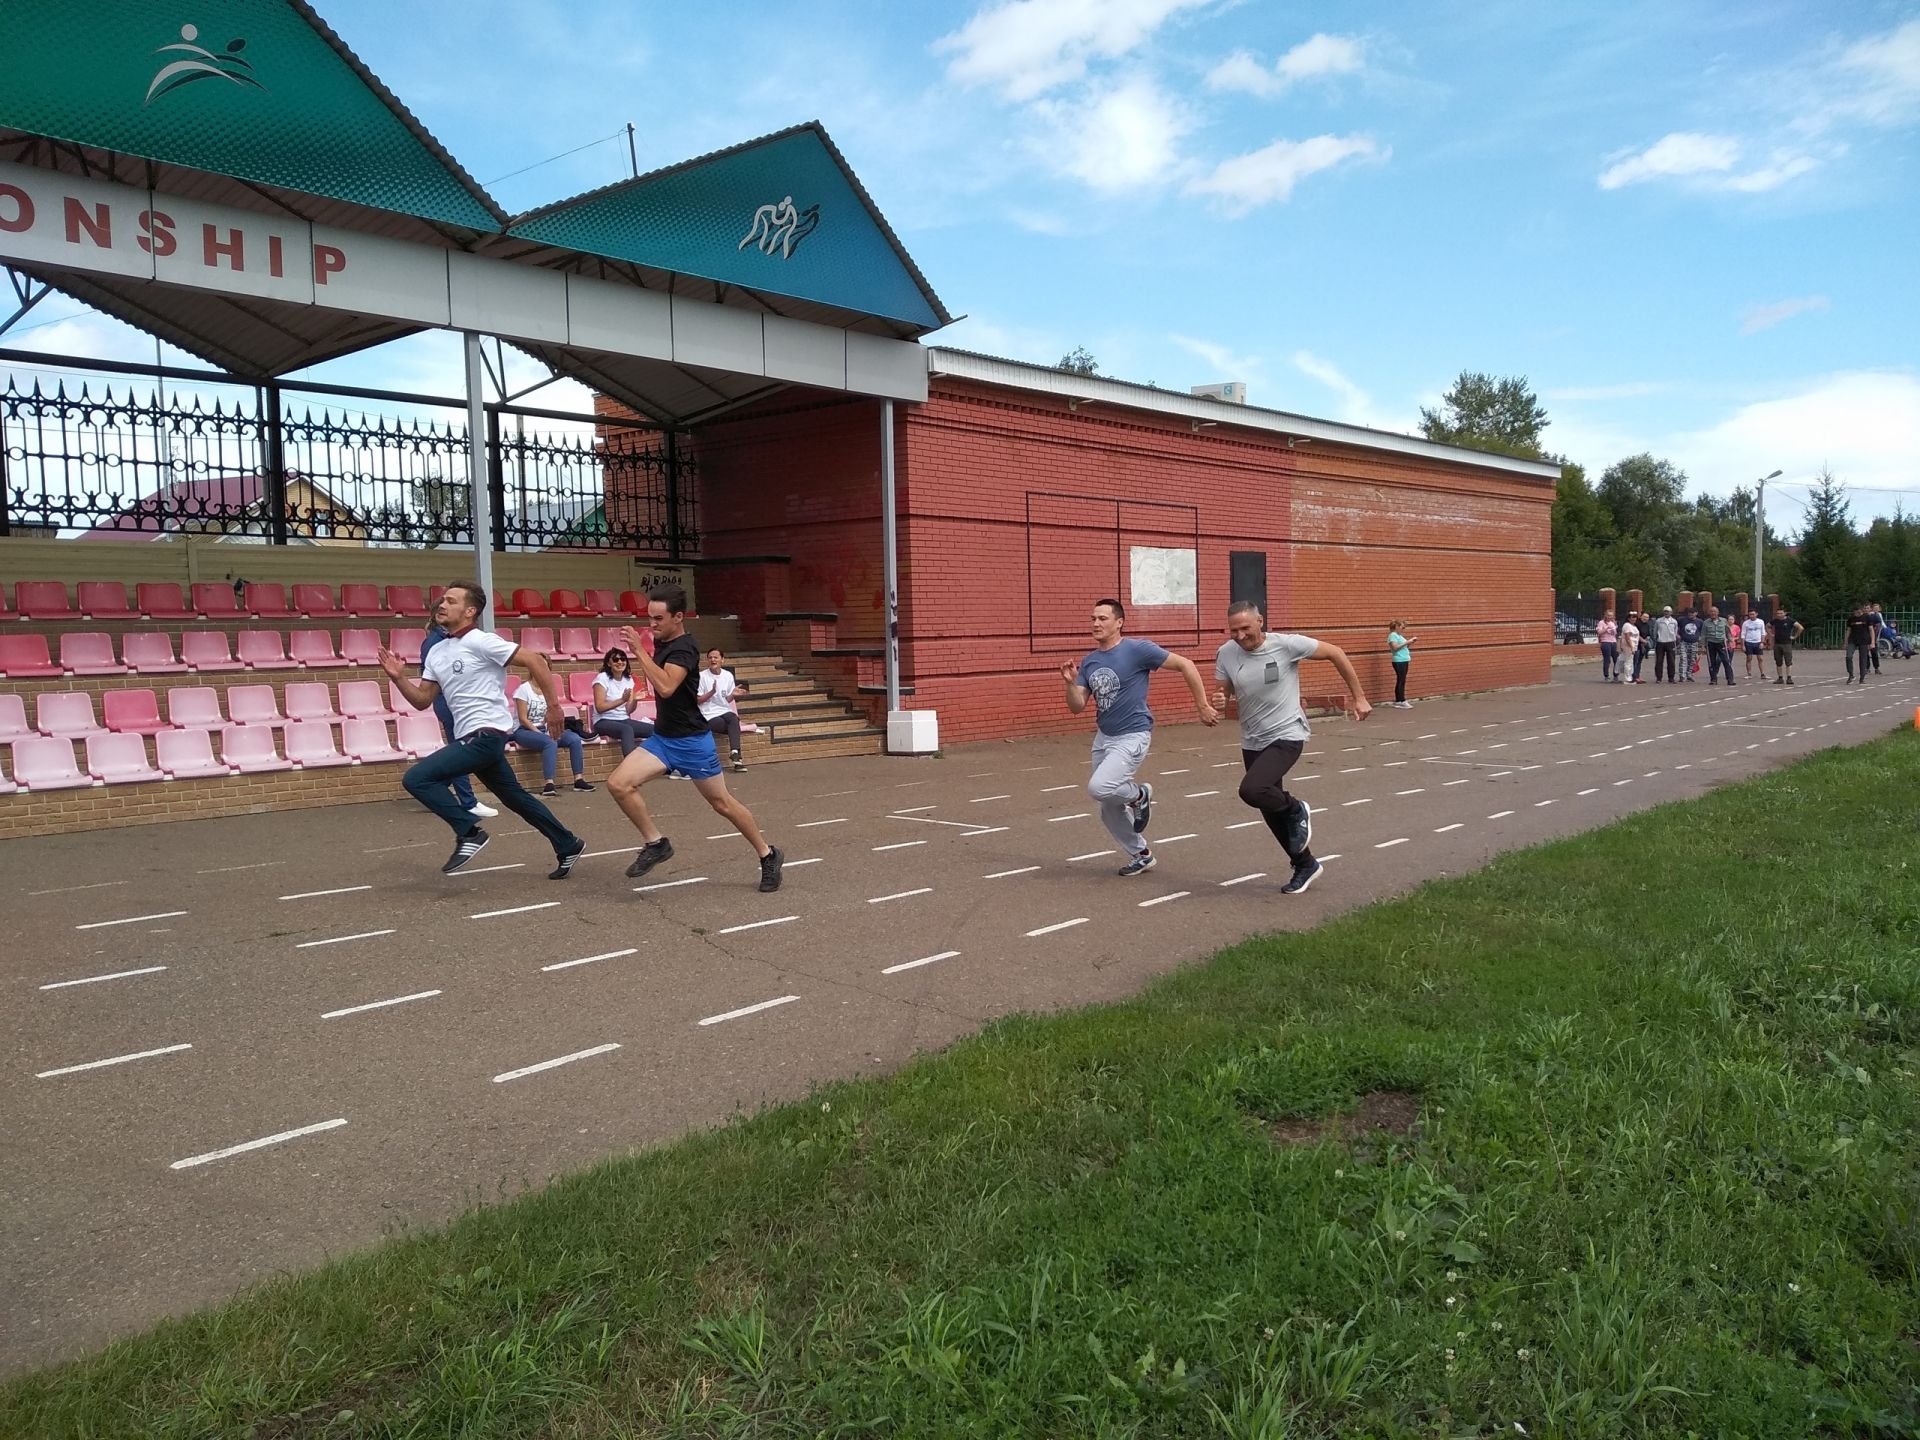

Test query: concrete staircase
[726,650,884,763]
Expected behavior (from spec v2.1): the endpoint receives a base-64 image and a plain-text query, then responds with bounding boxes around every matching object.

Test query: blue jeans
[510,725,586,782]
[402,729,579,855]
[434,703,476,809]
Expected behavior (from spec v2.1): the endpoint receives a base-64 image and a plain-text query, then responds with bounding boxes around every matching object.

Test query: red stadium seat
[191,582,245,619]
[219,724,292,773]
[493,590,523,619]
[244,582,296,619]
[283,682,341,723]
[86,732,164,785]
[288,630,342,667]
[387,627,424,658]
[59,632,126,676]
[556,626,597,660]
[339,628,382,666]
[226,685,284,726]
[493,626,514,645]
[550,588,594,617]
[511,588,560,619]
[36,692,104,740]
[13,736,91,791]
[236,630,297,670]
[123,632,189,674]
[15,580,75,619]
[0,693,31,743]
[166,687,226,729]
[0,584,15,621]
[284,719,352,768]
[1,634,64,677]
[77,581,134,619]
[565,671,599,705]
[104,689,168,735]
[342,717,406,763]
[336,680,395,719]
[292,583,345,618]
[339,583,388,617]
[386,585,428,618]
[518,625,557,655]
[394,708,443,757]
[155,727,230,779]
[137,582,197,619]
[180,631,244,672]
[581,588,618,617]
[593,625,627,655]
[617,590,649,616]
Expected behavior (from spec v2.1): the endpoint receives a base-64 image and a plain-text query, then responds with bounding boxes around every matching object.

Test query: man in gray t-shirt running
[1212,600,1370,894]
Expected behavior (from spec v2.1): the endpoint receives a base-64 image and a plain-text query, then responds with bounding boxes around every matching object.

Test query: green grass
[8,736,1920,1438]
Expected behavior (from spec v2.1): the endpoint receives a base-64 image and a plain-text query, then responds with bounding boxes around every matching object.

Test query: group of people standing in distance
[1596,603,1806,686]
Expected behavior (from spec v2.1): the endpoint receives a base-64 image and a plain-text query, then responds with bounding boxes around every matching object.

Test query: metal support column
[664,430,682,561]
[262,381,288,546]
[463,332,494,603]
[485,404,507,556]
[880,399,901,712]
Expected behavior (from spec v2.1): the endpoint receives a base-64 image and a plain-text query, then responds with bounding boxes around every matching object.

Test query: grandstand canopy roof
[0,0,945,423]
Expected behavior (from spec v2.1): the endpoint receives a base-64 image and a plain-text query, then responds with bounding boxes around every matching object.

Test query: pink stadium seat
[136,582,196,620]
[86,732,164,786]
[593,625,627,654]
[77,581,135,619]
[36,692,104,740]
[123,631,189,674]
[556,626,597,660]
[0,585,14,621]
[288,629,342,667]
[166,687,225,729]
[428,585,446,604]
[386,585,428,618]
[0,634,64,677]
[180,631,243,672]
[292,583,345,618]
[59,632,126,676]
[226,685,284,726]
[155,727,231,779]
[342,716,406,763]
[493,626,514,645]
[339,583,388,617]
[236,629,297,670]
[565,671,599,705]
[15,580,75,619]
[336,680,394,719]
[394,708,443,757]
[388,627,423,657]
[518,625,557,655]
[219,724,292,773]
[284,719,351,768]
[104,689,167,735]
[0,693,30,742]
[0,762,12,795]
[192,582,245,619]
[550,588,594,617]
[13,736,91,791]
[282,682,341,723]
[244,582,296,619]
[388,680,417,716]
[581,588,618,617]
[339,628,382,666]
[631,698,658,724]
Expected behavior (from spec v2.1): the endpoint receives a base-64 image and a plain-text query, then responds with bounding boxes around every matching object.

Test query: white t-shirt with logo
[516,684,548,728]
[1741,617,1767,646]
[421,628,518,739]
[697,668,737,720]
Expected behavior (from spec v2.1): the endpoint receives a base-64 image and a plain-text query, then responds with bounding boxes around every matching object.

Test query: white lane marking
[868,887,933,904]
[1612,778,1634,787]
[1018,765,1051,772]
[492,1044,621,1082]
[172,1118,347,1170]
[1374,837,1409,849]
[1488,810,1514,819]
[785,858,824,868]
[1444,779,1471,787]
[1160,768,1190,775]
[966,771,996,778]
[1544,730,1562,737]
[453,864,524,877]
[1293,774,1321,781]
[883,951,960,975]
[363,842,433,854]
[1138,891,1189,907]
[75,911,187,931]
[1067,850,1115,862]
[985,866,1040,878]
[1027,917,1089,937]
[895,780,930,787]
[36,1043,192,1079]
[893,804,938,814]
[1383,760,1409,767]
[1048,812,1091,822]
[1578,787,1599,796]
[1158,833,1198,843]
[636,876,707,892]
[1341,798,1372,807]
[543,948,639,973]
[322,990,441,1019]
[1675,763,1692,770]
[39,965,168,990]
[1488,743,1509,750]
[1434,823,1464,833]
[1457,749,1478,755]
[706,833,736,841]
[1220,873,1266,886]
[1339,766,1365,774]
[1040,784,1079,793]
[279,885,373,901]
[716,915,798,934]
[965,826,1011,836]
[1320,854,1343,862]
[1488,771,1514,779]
[28,880,128,896]
[469,902,559,920]
[1535,799,1556,807]
[579,847,636,859]
[1212,761,1236,768]
[699,995,799,1026]
[893,815,994,829]
[1225,819,1262,830]
[1395,788,1425,796]
[818,789,857,797]
[1416,733,1438,739]
[295,929,395,949]
[1185,789,1221,798]
[796,818,847,829]
[872,840,928,851]
[971,794,1011,803]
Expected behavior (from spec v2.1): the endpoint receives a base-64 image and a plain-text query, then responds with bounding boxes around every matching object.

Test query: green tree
[1550,462,1617,592]
[1419,372,1550,458]
[1057,346,1099,376]
[1787,469,1858,622]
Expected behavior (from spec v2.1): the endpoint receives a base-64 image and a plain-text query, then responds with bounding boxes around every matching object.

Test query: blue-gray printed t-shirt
[1078,637,1169,736]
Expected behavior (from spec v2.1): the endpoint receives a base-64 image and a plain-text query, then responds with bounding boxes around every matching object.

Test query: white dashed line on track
[1395,788,1425,796]
[279,885,372,901]
[970,794,1011,803]
[698,996,799,1026]
[1219,873,1266,886]
[27,880,128,896]
[872,840,928,851]
[321,991,441,1019]
[1225,819,1262,830]
[468,902,559,920]
[795,818,847,829]
[543,948,639,972]
[38,966,167,990]
[892,805,938,814]
[635,877,707,892]
[295,929,395,949]
[74,911,186,931]
[883,951,959,975]
[1026,917,1089,937]
[492,1044,621,1082]
[716,916,799,935]
[171,1118,347,1170]
[1040,784,1079,793]
[1138,891,1189,907]
[984,866,1040,879]
[1341,798,1372,807]
[36,1043,192,1079]
[868,888,933,904]
[1185,790,1221,798]
[1374,838,1409,849]
[1488,810,1514,820]
[1067,850,1114,862]
[1434,823,1464,833]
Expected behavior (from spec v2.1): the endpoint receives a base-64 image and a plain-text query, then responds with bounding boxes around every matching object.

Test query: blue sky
[15,0,1919,528]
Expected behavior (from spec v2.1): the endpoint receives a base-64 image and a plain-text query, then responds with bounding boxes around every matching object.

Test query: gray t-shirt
[1077,637,1169,737]
[1216,632,1319,747]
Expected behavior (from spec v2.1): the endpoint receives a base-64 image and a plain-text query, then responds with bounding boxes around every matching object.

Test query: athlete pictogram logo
[737,196,821,260]
[146,23,265,105]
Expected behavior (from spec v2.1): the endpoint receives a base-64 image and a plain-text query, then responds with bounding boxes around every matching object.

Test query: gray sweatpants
[1088,729,1151,858]
[1679,639,1698,678]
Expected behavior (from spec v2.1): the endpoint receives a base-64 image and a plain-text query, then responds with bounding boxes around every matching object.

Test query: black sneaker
[758,845,785,893]
[625,837,674,879]
[1280,858,1323,894]
[1129,782,1153,834]
[541,782,559,796]
[548,838,586,880]
[441,827,490,874]
[1117,851,1155,877]
[1774,677,1784,685]
[731,751,746,772]
[1281,798,1312,858]
[572,778,596,792]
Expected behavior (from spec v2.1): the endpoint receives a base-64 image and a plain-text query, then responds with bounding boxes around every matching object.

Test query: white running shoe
[467,801,499,818]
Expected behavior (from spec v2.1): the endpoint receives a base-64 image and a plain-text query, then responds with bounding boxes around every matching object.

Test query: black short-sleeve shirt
[1847,618,1876,648]
[652,633,706,737]
[1772,615,1796,644]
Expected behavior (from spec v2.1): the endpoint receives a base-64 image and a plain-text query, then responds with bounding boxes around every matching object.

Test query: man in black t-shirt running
[608,583,783,892]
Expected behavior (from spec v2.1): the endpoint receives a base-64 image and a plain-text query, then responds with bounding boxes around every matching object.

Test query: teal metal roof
[509,123,949,333]
[0,0,504,232]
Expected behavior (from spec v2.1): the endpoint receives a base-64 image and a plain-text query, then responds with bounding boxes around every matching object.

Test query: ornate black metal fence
[0,367,699,556]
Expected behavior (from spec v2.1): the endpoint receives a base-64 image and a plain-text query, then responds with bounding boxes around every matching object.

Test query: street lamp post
[1754,468,1782,602]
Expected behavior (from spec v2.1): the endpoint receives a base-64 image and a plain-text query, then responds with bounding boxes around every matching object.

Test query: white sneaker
[467,801,499,818]
[1393,700,1413,709]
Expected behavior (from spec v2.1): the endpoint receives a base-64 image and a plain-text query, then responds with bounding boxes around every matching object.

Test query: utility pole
[1753,468,1782,600]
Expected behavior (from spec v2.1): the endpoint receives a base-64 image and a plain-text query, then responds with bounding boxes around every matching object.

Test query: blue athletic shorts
[640,730,722,781]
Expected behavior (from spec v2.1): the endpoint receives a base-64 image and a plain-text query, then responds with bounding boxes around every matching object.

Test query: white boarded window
[1129,546,1196,606]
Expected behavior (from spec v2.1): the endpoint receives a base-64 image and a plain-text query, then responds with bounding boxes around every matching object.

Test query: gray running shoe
[1117,851,1156,877]
[625,837,674,879]
[1129,782,1153,833]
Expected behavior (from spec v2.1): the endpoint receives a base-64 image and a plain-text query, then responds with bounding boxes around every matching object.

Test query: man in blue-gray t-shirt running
[1061,597,1217,876]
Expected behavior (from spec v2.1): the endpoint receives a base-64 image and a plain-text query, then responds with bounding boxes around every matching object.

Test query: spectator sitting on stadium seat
[697,646,749,772]
[591,648,652,755]
[512,681,594,795]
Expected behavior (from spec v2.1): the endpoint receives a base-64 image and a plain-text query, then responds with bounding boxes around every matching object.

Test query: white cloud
[1739,295,1830,336]
[1206,33,1364,97]
[936,0,1211,101]
[1597,132,1739,188]
[1288,349,1411,431]
[1720,151,1819,192]
[1185,134,1386,215]
[1005,207,1072,235]
[1827,16,1920,127]
[1032,75,1195,191]
[1169,333,1264,381]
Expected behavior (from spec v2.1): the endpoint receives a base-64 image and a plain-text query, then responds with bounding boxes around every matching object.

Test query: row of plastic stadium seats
[0,623,651,677]
[1,677,658,743]
[1,581,655,622]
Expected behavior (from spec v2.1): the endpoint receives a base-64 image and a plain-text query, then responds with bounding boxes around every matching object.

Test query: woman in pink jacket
[1596,612,1618,682]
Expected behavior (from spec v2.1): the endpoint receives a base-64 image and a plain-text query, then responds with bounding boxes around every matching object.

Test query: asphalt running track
[4,666,1917,1375]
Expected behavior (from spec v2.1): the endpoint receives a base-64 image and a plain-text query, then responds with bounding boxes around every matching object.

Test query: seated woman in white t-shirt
[591,648,652,755]
[696,646,750,771]
[512,681,593,795]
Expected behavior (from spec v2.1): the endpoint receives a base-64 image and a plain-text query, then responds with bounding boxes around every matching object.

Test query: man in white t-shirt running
[379,582,586,877]
[1211,601,1371,895]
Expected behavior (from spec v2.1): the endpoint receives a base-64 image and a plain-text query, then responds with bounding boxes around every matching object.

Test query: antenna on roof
[627,123,638,178]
